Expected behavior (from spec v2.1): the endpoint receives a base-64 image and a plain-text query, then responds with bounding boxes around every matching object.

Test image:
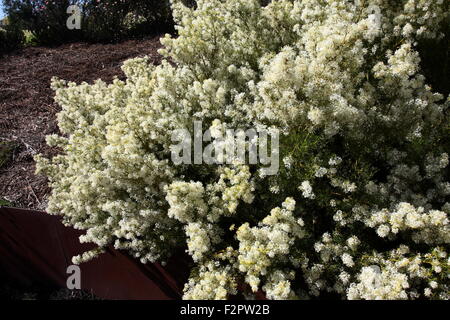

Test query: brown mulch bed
[0,35,164,210]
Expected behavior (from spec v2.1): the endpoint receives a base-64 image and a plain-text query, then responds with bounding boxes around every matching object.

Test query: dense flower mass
[36,0,449,300]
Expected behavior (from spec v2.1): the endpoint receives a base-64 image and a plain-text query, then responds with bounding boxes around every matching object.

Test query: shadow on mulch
[0,35,165,210]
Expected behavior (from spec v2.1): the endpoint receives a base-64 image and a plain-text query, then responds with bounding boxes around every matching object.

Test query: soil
[0,35,164,210]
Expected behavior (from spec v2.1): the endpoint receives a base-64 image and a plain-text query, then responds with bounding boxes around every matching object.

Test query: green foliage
[23,29,38,46]
[0,198,13,207]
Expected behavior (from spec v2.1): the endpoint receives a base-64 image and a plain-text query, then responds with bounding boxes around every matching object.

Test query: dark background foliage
[1,0,178,51]
[0,21,24,54]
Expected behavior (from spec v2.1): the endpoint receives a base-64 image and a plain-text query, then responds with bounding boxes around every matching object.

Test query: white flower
[307,107,324,126]
[315,167,328,178]
[347,236,360,250]
[299,180,315,199]
[376,225,390,238]
[342,253,355,267]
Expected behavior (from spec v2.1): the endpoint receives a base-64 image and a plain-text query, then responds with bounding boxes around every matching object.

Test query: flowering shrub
[36,0,450,300]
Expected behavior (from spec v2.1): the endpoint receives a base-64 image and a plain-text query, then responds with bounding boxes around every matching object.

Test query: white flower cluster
[36,0,449,299]
[367,202,449,244]
[301,232,362,296]
[347,265,410,300]
[348,246,449,300]
[236,197,304,295]
[164,165,254,261]
[262,269,297,300]
[165,181,208,223]
[298,181,315,199]
[183,258,238,300]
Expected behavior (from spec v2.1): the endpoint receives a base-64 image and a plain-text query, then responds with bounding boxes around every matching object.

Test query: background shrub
[2,0,175,45]
[81,0,174,43]
[0,21,24,54]
[3,0,82,45]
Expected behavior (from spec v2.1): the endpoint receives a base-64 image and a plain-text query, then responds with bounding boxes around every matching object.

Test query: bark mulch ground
[0,35,164,210]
